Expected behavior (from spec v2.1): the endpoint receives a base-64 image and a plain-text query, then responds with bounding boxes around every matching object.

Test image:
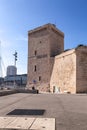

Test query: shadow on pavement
[7,109,45,116]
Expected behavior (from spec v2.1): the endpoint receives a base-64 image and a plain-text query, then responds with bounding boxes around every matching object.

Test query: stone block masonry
[50,49,76,93]
[50,46,87,93]
[27,23,87,93]
[27,23,64,92]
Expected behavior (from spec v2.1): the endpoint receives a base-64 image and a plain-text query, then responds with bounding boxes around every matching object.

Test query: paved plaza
[0,93,87,130]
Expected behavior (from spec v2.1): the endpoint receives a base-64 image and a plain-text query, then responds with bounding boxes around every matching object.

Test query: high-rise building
[7,65,17,76]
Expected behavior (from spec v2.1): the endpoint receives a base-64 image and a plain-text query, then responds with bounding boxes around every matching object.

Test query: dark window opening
[34,65,36,72]
[39,76,41,81]
[35,50,37,56]
[40,41,41,43]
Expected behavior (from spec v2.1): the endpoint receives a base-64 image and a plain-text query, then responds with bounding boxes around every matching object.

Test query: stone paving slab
[30,118,55,130]
[0,117,55,130]
[5,117,35,130]
[0,117,17,128]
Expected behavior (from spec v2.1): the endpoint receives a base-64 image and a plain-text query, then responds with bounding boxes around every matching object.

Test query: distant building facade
[27,23,87,93]
[0,77,4,87]
[4,74,27,88]
[7,66,17,76]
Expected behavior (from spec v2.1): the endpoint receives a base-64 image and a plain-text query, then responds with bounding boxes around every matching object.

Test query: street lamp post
[13,51,18,88]
[13,51,17,66]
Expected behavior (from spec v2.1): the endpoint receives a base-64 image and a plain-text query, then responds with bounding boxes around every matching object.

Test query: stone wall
[27,24,87,93]
[76,46,87,93]
[27,23,64,92]
[49,28,64,57]
[50,49,76,93]
[27,31,51,91]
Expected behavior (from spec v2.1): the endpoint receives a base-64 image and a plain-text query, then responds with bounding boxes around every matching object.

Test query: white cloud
[0,39,12,48]
[0,38,14,77]
[16,35,27,41]
[0,30,10,48]
[0,39,10,51]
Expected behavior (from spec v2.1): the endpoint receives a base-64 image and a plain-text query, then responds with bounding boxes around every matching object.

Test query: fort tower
[27,23,64,92]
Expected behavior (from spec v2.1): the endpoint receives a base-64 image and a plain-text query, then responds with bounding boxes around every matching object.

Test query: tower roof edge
[28,23,64,37]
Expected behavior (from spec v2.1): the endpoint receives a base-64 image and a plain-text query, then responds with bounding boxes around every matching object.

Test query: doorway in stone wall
[53,86,60,93]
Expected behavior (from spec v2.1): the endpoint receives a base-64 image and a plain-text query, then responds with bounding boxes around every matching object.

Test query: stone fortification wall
[50,49,76,93]
[76,46,87,93]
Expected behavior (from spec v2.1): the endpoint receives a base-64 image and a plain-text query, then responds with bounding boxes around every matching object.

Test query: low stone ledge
[0,90,18,96]
[0,89,39,96]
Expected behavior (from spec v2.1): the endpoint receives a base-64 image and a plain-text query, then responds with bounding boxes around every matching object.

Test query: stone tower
[27,23,64,92]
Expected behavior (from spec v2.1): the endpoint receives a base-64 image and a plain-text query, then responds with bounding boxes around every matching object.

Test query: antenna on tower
[13,50,18,67]
[13,50,18,88]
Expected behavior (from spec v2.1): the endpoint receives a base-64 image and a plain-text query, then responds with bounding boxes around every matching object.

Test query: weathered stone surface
[50,46,87,93]
[27,23,64,92]
[50,49,76,93]
[27,23,87,93]
[76,46,87,93]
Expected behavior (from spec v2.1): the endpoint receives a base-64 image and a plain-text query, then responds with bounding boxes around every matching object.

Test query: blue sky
[0,0,87,76]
